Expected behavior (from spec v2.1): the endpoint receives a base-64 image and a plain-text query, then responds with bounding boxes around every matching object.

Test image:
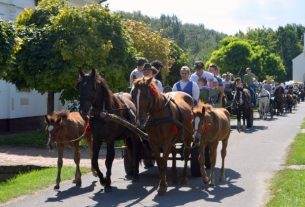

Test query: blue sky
[105,0,305,35]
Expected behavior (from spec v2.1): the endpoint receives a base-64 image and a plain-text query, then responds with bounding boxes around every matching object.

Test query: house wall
[292,53,305,83]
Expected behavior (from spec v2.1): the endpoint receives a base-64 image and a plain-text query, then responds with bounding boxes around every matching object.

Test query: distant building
[0,0,94,133]
[292,33,305,83]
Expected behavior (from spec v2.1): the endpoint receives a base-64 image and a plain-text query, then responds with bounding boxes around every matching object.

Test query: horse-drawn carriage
[77,70,208,194]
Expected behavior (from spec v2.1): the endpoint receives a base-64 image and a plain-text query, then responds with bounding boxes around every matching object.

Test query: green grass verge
[286,133,305,165]
[266,120,305,206]
[0,130,124,148]
[0,166,90,204]
[266,169,305,207]
[0,130,46,148]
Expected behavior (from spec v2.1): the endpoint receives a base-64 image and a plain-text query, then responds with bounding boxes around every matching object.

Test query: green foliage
[166,41,191,86]
[207,37,286,81]
[124,19,173,79]
[9,3,136,104]
[0,18,16,78]
[0,130,46,148]
[239,24,305,81]
[120,11,226,63]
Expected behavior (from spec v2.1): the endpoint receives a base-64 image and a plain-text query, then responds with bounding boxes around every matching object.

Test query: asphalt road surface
[2,102,305,207]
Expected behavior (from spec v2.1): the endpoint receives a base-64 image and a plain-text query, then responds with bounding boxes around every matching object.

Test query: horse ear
[44,115,50,124]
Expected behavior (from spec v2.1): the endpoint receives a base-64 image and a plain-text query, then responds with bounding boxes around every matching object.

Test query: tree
[124,19,173,80]
[207,37,286,81]
[0,18,16,78]
[9,1,135,113]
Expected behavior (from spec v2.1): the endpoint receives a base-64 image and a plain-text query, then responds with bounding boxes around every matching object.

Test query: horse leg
[84,133,97,177]
[91,138,105,188]
[130,135,141,181]
[104,141,115,192]
[237,112,241,132]
[198,140,209,187]
[171,145,178,184]
[220,137,228,183]
[54,144,64,190]
[158,145,171,195]
[150,143,167,194]
[181,138,192,185]
[73,143,82,186]
[209,142,219,187]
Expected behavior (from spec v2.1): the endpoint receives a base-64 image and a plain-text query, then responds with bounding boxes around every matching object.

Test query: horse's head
[77,69,98,117]
[192,101,213,145]
[44,112,68,150]
[131,77,159,129]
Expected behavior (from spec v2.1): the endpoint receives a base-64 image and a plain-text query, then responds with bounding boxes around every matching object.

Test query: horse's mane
[95,73,122,110]
[133,77,158,91]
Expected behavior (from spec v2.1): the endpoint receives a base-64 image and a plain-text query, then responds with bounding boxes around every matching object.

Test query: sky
[104,0,305,35]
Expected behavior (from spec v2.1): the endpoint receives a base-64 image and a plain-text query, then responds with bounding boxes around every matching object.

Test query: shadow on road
[87,166,244,206]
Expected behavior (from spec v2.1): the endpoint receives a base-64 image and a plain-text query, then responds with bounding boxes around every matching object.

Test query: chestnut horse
[45,110,95,189]
[131,77,194,194]
[193,101,230,187]
[78,69,141,192]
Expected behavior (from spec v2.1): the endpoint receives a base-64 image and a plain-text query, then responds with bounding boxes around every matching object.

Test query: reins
[54,132,86,144]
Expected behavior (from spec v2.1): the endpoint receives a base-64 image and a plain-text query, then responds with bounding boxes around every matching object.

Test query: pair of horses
[76,69,231,194]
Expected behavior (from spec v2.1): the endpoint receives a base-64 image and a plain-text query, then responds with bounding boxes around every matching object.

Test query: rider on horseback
[243,67,257,107]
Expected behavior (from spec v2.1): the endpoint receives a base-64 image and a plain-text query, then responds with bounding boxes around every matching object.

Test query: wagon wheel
[190,144,211,177]
[123,148,133,176]
[190,144,201,177]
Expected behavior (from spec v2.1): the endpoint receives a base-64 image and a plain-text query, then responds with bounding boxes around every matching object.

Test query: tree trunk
[47,91,55,115]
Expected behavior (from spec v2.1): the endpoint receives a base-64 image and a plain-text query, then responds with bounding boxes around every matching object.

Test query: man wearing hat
[129,57,148,87]
[143,63,163,92]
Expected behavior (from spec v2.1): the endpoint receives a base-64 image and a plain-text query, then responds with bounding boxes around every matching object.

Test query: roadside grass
[0,130,124,148]
[286,133,305,165]
[266,120,305,207]
[0,166,90,204]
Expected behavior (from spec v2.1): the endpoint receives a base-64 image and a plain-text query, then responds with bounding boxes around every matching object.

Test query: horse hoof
[54,185,60,190]
[104,186,112,193]
[157,186,167,195]
[100,178,107,186]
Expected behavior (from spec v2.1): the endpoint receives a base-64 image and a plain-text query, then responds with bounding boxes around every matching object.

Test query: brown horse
[78,69,142,192]
[131,76,194,194]
[45,110,95,189]
[193,101,230,187]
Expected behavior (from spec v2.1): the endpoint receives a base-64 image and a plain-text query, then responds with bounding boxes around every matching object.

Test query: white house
[0,0,94,132]
[292,33,305,83]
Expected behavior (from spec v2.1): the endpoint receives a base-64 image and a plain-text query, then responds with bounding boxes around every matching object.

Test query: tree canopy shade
[0,18,16,78]
[9,1,136,110]
[207,37,286,81]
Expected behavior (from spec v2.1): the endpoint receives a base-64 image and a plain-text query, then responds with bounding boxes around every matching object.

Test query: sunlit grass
[0,166,90,204]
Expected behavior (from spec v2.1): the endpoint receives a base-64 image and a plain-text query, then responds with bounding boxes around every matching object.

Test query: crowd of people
[129,58,305,108]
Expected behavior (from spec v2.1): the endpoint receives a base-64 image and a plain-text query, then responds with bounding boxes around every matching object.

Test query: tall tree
[9,0,135,113]
[0,18,16,78]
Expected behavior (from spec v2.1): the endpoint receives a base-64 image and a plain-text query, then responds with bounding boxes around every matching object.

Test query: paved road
[2,102,305,207]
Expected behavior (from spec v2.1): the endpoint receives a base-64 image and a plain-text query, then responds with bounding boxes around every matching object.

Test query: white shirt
[172,80,199,104]
[190,71,214,83]
[155,79,163,93]
[129,68,143,87]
